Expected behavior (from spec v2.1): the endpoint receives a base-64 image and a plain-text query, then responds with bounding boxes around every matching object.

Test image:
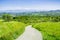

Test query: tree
[2,14,13,22]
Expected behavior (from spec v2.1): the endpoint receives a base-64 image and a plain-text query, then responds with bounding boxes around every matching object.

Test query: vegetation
[0,21,26,40]
[32,22,60,40]
[0,10,60,40]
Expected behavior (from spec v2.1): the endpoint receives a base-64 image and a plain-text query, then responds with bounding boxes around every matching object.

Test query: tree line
[1,14,60,23]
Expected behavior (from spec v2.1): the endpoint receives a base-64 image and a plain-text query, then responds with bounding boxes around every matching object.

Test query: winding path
[16,25,43,40]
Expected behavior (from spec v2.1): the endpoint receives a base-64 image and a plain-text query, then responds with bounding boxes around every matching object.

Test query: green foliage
[32,22,60,40]
[0,11,60,40]
[0,21,26,40]
[13,16,60,23]
[2,14,13,22]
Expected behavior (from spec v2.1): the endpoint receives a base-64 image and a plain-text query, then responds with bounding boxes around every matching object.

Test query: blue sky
[0,0,60,10]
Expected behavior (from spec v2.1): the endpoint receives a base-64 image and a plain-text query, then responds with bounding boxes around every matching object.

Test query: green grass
[0,21,26,40]
[0,20,60,40]
[32,22,60,40]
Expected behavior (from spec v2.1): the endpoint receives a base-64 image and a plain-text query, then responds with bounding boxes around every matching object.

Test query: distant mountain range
[0,10,60,16]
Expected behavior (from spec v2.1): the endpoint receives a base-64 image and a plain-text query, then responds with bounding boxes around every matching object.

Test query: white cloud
[0,6,60,11]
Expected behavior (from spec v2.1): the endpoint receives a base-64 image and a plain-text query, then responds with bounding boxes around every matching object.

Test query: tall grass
[33,22,60,40]
[0,21,26,40]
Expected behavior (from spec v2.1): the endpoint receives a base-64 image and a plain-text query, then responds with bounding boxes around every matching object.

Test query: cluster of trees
[2,14,13,21]
[1,14,60,23]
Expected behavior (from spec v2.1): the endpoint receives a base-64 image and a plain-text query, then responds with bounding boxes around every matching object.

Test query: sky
[0,0,60,11]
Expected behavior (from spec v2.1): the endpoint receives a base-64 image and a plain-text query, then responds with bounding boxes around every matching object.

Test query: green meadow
[0,11,60,40]
[0,21,26,40]
[33,22,60,40]
[0,21,60,40]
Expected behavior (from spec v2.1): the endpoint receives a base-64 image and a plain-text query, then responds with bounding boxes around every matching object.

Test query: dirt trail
[16,25,43,40]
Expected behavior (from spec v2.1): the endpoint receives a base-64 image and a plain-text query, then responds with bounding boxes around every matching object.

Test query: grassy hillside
[0,11,60,40]
[0,21,26,40]
[0,21,60,40]
[33,22,60,40]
